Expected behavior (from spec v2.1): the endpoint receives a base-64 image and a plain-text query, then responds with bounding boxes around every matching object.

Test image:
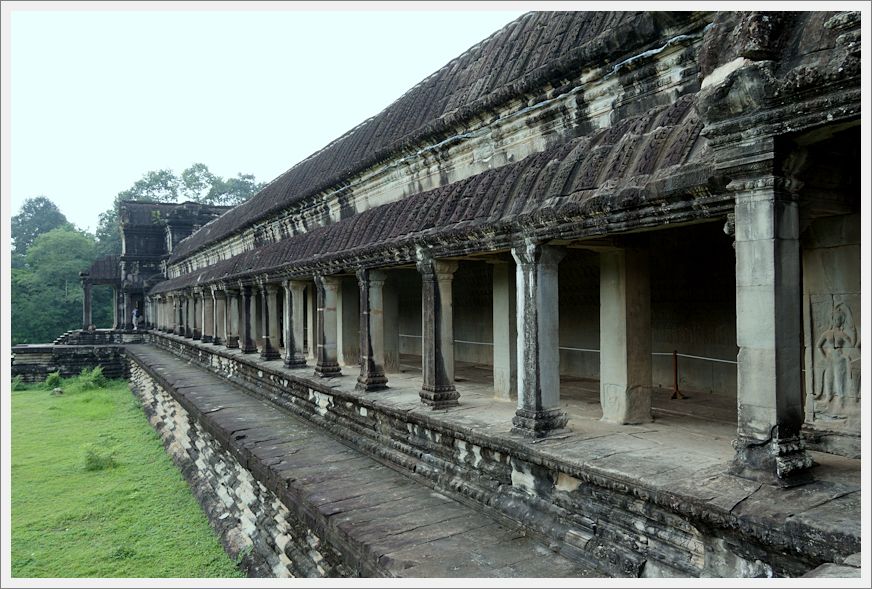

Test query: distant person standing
[132,308,139,330]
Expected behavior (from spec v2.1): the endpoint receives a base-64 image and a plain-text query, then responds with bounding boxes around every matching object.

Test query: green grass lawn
[11,370,244,578]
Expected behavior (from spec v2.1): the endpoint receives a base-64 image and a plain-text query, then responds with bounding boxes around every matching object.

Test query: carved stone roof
[82,255,120,283]
[120,201,232,228]
[152,95,715,294]
[168,11,712,264]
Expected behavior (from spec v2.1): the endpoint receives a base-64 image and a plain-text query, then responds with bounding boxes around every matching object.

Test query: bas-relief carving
[808,297,861,430]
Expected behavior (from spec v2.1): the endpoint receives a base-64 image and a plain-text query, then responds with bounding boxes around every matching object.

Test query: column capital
[416,251,458,279]
[511,239,566,267]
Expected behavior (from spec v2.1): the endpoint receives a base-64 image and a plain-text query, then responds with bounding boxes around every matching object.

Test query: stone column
[511,241,567,437]
[731,177,812,486]
[383,278,400,373]
[184,294,193,338]
[123,290,132,330]
[491,261,517,401]
[253,288,263,353]
[259,282,281,360]
[202,290,214,343]
[112,287,119,329]
[417,253,459,408]
[240,284,258,353]
[356,269,389,391]
[212,288,225,345]
[599,248,652,424]
[81,280,92,330]
[225,287,240,348]
[283,280,307,368]
[338,278,360,366]
[192,290,202,340]
[306,283,317,361]
[314,275,342,377]
[175,295,180,334]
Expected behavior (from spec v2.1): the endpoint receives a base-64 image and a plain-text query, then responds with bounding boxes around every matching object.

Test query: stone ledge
[144,332,861,576]
[127,345,599,578]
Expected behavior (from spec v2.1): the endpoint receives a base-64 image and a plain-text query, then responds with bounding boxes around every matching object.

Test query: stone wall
[128,360,352,578]
[802,212,861,458]
[11,344,128,383]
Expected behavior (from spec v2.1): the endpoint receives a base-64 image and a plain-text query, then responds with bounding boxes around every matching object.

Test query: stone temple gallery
[12,11,863,579]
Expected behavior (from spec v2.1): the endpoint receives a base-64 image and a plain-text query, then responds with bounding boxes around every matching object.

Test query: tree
[206,173,265,206]
[117,169,180,202]
[180,163,216,202]
[94,206,122,257]
[11,196,71,267]
[11,227,97,344]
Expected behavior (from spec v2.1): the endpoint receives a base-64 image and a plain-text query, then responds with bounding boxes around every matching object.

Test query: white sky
[7,3,526,232]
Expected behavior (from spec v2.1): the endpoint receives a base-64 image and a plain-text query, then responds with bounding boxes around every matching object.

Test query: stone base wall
[146,332,856,578]
[53,330,147,346]
[127,361,352,578]
[11,345,128,383]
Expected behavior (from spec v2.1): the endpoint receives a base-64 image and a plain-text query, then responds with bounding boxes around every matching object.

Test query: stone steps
[127,345,603,578]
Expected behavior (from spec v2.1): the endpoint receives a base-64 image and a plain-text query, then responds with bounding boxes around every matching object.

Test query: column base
[260,345,281,361]
[211,337,223,346]
[225,336,239,349]
[420,385,459,409]
[315,361,342,378]
[512,408,569,439]
[284,355,308,369]
[730,431,814,487]
[193,329,202,340]
[240,340,258,353]
[202,335,213,343]
[357,373,388,392]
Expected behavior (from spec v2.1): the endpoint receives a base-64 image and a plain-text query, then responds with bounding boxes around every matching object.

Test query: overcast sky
[8,5,525,232]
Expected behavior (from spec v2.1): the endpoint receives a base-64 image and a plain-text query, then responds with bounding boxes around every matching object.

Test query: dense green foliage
[11,197,72,268]
[11,372,243,578]
[11,227,113,344]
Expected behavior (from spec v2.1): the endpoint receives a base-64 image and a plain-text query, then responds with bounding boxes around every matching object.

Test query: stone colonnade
[148,212,812,486]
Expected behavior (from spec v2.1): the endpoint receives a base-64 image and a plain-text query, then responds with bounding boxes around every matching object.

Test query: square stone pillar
[306,283,317,361]
[490,261,517,401]
[224,287,240,348]
[338,278,360,367]
[259,283,281,360]
[383,278,400,373]
[184,294,193,338]
[511,241,567,437]
[357,269,389,391]
[417,253,459,409]
[81,280,92,330]
[731,179,812,486]
[201,290,214,343]
[599,248,652,425]
[176,295,182,334]
[239,284,258,353]
[253,288,263,352]
[314,275,342,377]
[123,291,132,330]
[283,280,307,368]
[192,290,202,340]
[212,288,225,345]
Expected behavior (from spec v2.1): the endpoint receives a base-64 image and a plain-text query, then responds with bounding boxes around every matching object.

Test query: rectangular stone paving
[128,345,602,578]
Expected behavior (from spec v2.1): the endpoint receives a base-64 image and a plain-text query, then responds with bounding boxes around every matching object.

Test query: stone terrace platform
[140,332,862,577]
[127,344,600,578]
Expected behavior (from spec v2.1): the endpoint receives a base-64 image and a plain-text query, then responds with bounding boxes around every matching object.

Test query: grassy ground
[11,370,244,578]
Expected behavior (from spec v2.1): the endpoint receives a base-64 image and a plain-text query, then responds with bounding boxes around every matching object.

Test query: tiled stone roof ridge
[168,11,711,264]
